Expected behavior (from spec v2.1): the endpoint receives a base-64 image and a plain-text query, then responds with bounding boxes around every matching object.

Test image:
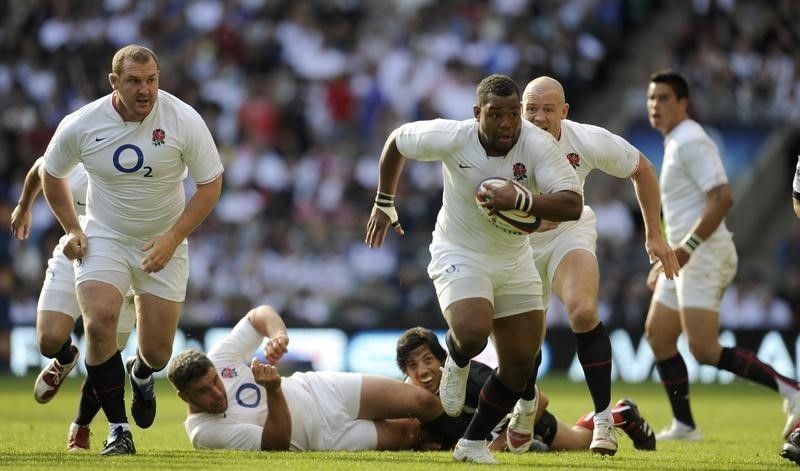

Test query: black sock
[422,413,471,449]
[49,340,77,366]
[445,330,472,368]
[132,350,154,379]
[74,379,101,426]
[464,370,520,441]
[85,351,127,424]
[575,322,612,412]
[519,351,542,401]
[717,346,797,393]
[656,353,694,428]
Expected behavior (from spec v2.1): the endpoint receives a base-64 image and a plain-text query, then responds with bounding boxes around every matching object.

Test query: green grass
[0,373,795,470]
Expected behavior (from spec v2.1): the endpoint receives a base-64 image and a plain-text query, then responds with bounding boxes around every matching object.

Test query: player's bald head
[522,76,565,105]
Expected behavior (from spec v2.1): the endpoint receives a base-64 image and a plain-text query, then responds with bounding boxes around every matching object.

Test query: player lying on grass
[396,327,656,452]
[167,305,462,451]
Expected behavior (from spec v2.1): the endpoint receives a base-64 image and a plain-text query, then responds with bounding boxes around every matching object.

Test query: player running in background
[167,305,462,451]
[41,44,224,455]
[365,74,582,464]
[779,156,800,465]
[511,76,678,455]
[644,69,800,442]
[395,326,656,452]
[11,157,136,452]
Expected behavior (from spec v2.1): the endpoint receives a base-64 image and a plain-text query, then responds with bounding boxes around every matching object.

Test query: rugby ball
[475,177,540,235]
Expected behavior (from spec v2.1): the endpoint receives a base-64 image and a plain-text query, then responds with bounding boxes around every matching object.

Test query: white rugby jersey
[530,119,640,245]
[184,318,321,451]
[68,164,89,217]
[394,118,580,255]
[43,90,223,239]
[659,119,730,244]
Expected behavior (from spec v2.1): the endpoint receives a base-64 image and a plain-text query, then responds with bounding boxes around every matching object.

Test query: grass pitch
[0,373,794,470]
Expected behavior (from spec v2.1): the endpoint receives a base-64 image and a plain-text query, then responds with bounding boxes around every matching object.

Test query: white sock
[107,422,131,441]
[132,372,152,386]
[594,406,612,423]
[516,397,536,414]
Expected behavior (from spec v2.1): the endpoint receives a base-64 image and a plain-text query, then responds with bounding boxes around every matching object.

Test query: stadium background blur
[1,0,800,377]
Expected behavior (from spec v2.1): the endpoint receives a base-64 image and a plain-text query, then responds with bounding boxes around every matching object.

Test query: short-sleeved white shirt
[530,119,640,246]
[68,164,89,216]
[43,90,224,239]
[659,119,730,244]
[184,318,322,451]
[393,118,580,256]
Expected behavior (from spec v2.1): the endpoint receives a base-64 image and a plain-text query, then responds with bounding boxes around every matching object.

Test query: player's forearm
[689,184,733,240]
[17,157,45,211]
[42,171,81,234]
[531,190,583,221]
[246,305,287,339]
[377,136,407,195]
[630,155,662,238]
[166,174,222,243]
[793,198,800,219]
[260,388,292,451]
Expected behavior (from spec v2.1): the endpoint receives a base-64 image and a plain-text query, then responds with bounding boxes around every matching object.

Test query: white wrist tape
[374,192,400,227]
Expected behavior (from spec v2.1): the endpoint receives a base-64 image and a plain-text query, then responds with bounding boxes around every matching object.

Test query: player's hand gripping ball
[475,177,540,235]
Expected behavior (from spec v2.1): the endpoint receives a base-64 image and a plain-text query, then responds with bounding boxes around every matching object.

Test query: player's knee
[687,341,717,365]
[451,328,489,357]
[37,331,68,357]
[567,304,598,332]
[139,347,171,371]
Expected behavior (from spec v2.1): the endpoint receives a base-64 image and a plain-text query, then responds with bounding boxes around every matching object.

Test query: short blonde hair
[111,44,159,75]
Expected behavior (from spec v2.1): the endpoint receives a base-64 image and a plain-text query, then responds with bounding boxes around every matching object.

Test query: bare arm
[250,358,292,450]
[794,197,800,218]
[10,157,44,240]
[630,153,679,279]
[675,183,733,266]
[141,174,222,273]
[480,182,583,222]
[246,305,290,364]
[365,135,408,248]
[42,170,86,260]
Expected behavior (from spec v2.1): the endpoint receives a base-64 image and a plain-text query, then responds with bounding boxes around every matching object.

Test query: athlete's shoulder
[562,119,613,138]
[157,89,204,119]
[56,94,114,135]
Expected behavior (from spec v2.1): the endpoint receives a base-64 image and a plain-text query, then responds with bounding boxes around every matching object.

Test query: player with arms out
[644,69,800,442]
[365,74,582,464]
[11,157,136,452]
[168,305,463,452]
[396,327,657,453]
[41,44,224,455]
[504,76,679,455]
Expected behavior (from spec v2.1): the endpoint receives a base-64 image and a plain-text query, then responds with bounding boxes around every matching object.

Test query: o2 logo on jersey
[235,383,261,408]
[112,144,153,177]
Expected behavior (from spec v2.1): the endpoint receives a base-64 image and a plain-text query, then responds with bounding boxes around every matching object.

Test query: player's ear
[473,104,481,120]
[108,73,118,90]
[562,102,570,119]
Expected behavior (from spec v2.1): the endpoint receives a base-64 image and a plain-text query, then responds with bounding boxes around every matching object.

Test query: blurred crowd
[1,0,798,366]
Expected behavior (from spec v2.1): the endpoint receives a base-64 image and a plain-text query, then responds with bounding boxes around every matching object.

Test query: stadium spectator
[10,157,136,451]
[643,69,800,443]
[40,44,223,455]
[519,76,677,455]
[167,304,461,451]
[365,73,582,464]
[395,326,657,452]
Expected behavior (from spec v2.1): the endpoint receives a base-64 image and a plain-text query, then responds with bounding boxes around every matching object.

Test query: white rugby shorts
[292,371,377,450]
[38,236,136,346]
[654,235,737,312]
[75,233,189,302]
[532,206,598,307]
[427,241,543,318]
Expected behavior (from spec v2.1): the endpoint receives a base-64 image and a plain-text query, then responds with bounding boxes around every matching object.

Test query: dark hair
[476,74,520,107]
[167,349,214,392]
[649,68,689,100]
[396,327,447,373]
